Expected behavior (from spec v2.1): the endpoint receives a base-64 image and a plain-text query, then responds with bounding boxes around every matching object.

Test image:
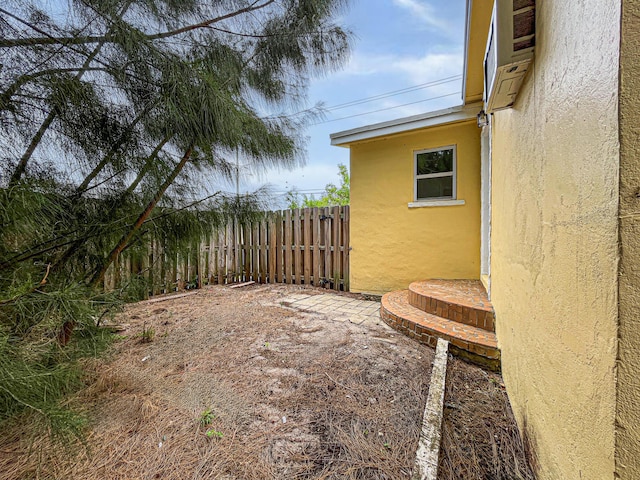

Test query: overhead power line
[324,75,462,111]
[272,189,328,195]
[311,91,461,125]
[270,74,463,122]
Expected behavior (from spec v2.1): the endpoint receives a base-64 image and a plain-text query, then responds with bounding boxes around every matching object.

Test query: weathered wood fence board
[104,206,350,297]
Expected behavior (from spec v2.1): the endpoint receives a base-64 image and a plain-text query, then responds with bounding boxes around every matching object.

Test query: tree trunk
[90,144,194,287]
[124,136,171,195]
[9,112,56,186]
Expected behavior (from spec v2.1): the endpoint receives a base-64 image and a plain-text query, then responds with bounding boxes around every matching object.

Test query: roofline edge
[330,102,483,146]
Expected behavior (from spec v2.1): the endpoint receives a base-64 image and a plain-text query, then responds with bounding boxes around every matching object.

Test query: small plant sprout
[140,323,155,343]
[263,341,270,349]
[199,408,215,426]
[205,429,224,439]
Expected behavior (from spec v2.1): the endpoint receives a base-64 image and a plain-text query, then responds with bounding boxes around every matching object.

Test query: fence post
[260,219,267,283]
[332,205,341,291]
[323,206,332,288]
[269,213,276,284]
[293,208,302,284]
[313,208,320,287]
[342,206,350,292]
[276,211,284,283]
[303,208,311,285]
[284,209,292,284]
[252,221,259,281]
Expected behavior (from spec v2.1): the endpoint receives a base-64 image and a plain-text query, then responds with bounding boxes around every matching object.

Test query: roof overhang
[461,0,494,104]
[330,102,482,147]
[461,0,474,104]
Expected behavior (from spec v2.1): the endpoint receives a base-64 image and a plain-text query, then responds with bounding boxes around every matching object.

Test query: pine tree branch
[0,1,276,48]
[6,3,132,186]
[8,112,57,187]
[0,264,51,306]
[53,135,172,271]
[1,189,217,272]
[124,135,172,195]
[0,385,46,416]
[0,67,115,109]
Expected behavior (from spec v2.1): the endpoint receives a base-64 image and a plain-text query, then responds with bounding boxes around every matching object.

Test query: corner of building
[615,0,640,477]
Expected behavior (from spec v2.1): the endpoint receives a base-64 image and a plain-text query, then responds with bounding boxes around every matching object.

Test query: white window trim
[413,145,457,202]
[408,199,465,208]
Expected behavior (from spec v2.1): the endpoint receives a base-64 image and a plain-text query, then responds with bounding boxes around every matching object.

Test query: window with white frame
[414,145,456,201]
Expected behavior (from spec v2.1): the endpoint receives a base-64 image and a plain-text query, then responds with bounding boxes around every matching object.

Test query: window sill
[408,199,465,208]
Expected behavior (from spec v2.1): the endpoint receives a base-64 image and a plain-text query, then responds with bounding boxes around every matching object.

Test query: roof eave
[330,102,482,147]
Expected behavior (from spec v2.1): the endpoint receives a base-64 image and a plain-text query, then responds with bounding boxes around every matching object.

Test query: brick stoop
[409,279,495,332]
[381,289,501,371]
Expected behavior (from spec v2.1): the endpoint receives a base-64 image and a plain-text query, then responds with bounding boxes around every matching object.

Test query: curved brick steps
[381,290,500,370]
[409,279,495,332]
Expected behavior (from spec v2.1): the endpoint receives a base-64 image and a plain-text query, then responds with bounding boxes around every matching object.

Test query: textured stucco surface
[490,1,620,479]
[349,121,481,294]
[617,0,640,477]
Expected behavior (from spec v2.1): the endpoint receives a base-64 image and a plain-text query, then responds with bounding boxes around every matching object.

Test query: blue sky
[245,0,467,201]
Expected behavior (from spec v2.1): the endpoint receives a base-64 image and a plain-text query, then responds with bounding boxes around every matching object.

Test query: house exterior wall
[617,0,640,477]
[349,121,481,294]
[489,1,620,479]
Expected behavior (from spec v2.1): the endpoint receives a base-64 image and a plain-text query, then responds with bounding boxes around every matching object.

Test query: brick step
[381,290,500,371]
[409,279,495,332]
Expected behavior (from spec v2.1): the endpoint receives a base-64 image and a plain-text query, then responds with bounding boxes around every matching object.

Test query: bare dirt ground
[1,284,434,479]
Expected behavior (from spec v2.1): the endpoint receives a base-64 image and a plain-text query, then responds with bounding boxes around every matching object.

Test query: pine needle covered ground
[438,358,536,480]
[1,285,433,479]
[1,284,535,479]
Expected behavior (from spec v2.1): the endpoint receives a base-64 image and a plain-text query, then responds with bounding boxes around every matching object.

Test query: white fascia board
[330,102,482,146]
[461,0,473,104]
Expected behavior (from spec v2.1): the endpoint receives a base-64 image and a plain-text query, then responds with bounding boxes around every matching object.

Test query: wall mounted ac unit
[484,0,535,113]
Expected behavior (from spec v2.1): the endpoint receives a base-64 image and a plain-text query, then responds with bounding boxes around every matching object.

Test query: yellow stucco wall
[349,120,480,294]
[489,1,620,478]
[617,0,640,477]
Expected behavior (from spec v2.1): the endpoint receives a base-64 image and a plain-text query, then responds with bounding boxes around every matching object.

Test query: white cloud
[392,51,463,84]
[391,0,450,32]
[241,159,349,194]
[335,50,463,85]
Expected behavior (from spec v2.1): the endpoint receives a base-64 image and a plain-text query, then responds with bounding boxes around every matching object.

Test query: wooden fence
[104,205,350,296]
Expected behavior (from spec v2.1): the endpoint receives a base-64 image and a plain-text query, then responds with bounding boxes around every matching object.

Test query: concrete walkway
[278,292,381,325]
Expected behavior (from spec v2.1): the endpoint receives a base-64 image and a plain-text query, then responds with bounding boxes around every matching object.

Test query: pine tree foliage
[0,0,351,440]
